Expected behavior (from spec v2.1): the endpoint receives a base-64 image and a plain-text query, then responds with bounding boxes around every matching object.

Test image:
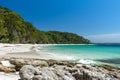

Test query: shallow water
[39,44,120,67]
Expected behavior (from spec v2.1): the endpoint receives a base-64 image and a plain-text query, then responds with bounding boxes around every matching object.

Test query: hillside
[0,6,91,44]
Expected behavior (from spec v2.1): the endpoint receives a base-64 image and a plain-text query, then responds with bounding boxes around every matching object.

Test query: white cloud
[85,33,120,43]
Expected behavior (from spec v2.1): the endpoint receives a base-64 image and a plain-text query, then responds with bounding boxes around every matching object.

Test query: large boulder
[19,65,40,80]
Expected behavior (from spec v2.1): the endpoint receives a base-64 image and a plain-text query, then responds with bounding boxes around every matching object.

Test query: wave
[36,44,120,68]
[77,59,96,65]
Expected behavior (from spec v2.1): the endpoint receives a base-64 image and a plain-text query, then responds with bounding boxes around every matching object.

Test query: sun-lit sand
[0,44,36,55]
[0,44,73,60]
[0,43,73,80]
[0,72,19,80]
[0,43,40,80]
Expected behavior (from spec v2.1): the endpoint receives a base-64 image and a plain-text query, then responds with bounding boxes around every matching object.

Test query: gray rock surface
[0,57,120,80]
[19,64,120,80]
[19,65,34,80]
[20,65,75,80]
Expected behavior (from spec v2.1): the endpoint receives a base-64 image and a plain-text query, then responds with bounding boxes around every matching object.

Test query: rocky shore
[0,57,120,80]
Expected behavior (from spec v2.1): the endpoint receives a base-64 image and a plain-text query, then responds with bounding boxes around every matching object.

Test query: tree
[0,6,91,44]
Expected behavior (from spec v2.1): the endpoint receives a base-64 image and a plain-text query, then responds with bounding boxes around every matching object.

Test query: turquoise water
[39,44,120,67]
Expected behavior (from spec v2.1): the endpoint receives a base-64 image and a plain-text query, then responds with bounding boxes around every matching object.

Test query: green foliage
[46,31,90,44]
[0,6,91,44]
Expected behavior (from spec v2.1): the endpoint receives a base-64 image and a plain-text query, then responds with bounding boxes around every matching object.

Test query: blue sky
[0,0,120,43]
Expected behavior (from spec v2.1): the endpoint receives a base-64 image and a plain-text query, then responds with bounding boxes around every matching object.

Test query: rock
[10,59,25,71]
[46,59,58,66]
[19,65,38,80]
[19,62,120,80]
[32,60,48,67]
[72,72,83,80]
[1,60,13,67]
[65,67,78,73]
[0,64,15,72]
[101,65,119,71]
[116,73,120,78]
[19,65,75,80]
[0,57,119,80]
[75,64,82,68]
[32,75,44,80]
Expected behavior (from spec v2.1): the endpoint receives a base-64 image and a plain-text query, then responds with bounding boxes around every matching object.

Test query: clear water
[39,44,120,67]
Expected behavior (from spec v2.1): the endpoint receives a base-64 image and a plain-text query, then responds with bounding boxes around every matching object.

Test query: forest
[0,6,90,44]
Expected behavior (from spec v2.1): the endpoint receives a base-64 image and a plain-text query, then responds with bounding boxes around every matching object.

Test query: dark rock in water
[97,58,120,64]
[99,65,120,71]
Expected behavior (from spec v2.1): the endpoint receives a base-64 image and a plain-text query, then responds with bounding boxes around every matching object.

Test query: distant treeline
[0,6,91,44]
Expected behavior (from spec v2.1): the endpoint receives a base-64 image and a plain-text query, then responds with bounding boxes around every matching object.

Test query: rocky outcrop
[0,57,120,80]
[19,64,120,80]
[20,65,76,80]
[0,57,49,72]
[0,64,15,72]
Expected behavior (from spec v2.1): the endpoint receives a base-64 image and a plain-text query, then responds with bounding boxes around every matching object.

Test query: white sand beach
[0,44,36,55]
[0,72,19,80]
[0,44,72,80]
[0,44,73,60]
[0,44,74,80]
[0,44,40,80]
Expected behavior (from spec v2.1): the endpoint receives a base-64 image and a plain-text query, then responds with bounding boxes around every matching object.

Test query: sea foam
[78,59,96,65]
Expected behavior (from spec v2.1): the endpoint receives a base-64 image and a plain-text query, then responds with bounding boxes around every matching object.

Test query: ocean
[38,44,120,67]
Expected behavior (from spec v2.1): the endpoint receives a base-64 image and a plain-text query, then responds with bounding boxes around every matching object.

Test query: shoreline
[0,43,120,80]
[0,43,119,66]
[1,44,75,60]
